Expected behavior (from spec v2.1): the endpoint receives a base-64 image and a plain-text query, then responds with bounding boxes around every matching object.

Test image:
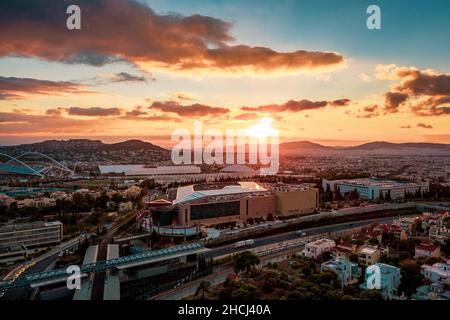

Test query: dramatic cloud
[410,96,450,116]
[330,99,351,107]
[377,65,450,116]
[67,107,122,117]
[122,106,182,122]
[125,107,147,117]
[356,105,380,118]
[417,122,433,129]
[0,0,344,75]
[384,92,408,113]
[150,101,230,117]
[0,76,90,100]
[44,106,124,117]
[241,98,350,113]
[110,72,148,83]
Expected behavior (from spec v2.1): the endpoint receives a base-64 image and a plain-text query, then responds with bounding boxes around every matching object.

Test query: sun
[245,117,278,138]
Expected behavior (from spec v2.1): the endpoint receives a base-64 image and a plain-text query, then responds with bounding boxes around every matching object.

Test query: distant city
[0,138,449,301]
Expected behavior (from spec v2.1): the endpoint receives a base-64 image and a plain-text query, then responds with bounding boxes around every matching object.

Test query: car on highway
[295,230,307,237]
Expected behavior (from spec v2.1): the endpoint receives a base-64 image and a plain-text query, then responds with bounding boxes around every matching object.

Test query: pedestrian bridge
[0,243,207,290]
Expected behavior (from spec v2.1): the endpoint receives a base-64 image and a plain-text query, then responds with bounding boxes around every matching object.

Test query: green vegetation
[233,251,260,273]
[208,255,384,300]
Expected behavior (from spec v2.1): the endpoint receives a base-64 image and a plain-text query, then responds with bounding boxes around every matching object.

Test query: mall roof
[173,181,267,205]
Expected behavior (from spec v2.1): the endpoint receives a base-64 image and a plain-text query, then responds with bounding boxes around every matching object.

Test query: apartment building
[421,262,450,285]
[321,257,361,288]
[303,238,336,259]
[414,242,441,259]
[358,245,381,266]
[360,263,401,299]
[0,221,63,250]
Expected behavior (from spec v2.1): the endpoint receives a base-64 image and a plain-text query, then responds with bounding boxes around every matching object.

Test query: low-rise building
[360,263,401,299]
[321,257,361,288]
[330,242,358,259]
[414,242,441,259]
[429,226,450,245]
[303,238,336,259]
[411,283,450,300]
[358,245,380,266]
[421,262,450,285]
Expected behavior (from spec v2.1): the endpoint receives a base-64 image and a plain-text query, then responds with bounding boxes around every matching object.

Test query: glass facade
[191,201,240,220]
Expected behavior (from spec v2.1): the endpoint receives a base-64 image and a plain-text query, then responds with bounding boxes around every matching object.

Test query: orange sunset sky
[0,0,449,147]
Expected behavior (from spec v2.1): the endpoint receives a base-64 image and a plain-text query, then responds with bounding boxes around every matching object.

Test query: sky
[0,0,449,147]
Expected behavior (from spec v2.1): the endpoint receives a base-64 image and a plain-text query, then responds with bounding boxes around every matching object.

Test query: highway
[204,215,405,258]
[153,215,411,300]
[0,212,417,300]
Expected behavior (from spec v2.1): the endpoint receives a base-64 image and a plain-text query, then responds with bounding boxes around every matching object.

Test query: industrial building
[138,182,318,236]
[322,178,429,200]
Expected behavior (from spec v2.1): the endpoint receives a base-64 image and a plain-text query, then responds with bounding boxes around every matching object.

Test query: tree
[360,289,383,300]
[398,259,423,297]
[233,251,260,273]
[325,184,333,202]
[195,281,211,300]
[231,284,259,300]
[335,186,343,201]
[385,190,392,201]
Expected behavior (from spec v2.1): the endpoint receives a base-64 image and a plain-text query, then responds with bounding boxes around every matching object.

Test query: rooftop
[359,246,379,255]
[173,181,267,205]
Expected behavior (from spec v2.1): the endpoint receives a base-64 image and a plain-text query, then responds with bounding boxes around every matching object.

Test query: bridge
[0,151,75,178]
[0,242,207,290]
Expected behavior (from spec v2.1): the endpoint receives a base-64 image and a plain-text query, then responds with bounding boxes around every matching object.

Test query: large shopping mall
[137,181,318,237]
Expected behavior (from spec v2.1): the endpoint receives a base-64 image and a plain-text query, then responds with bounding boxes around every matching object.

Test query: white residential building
[421,263,450,285]
[303,238,335,259]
